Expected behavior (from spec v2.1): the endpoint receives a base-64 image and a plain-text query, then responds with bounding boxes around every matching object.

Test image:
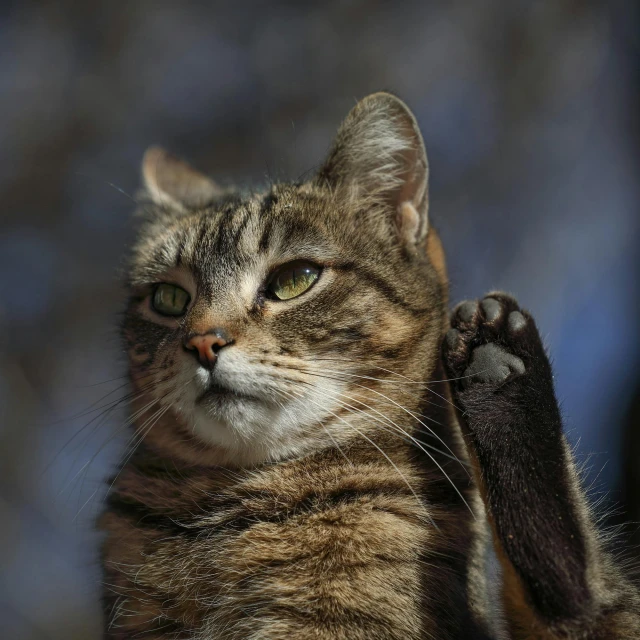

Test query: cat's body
[102,404,484,639]
[100,94,640,638]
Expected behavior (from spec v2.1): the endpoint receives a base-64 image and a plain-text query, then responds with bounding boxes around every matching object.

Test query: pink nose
[184,331,232,367]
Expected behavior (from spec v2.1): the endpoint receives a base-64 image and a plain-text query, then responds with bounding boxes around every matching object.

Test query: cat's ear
[317,92,429,245]
[142,146,223,210]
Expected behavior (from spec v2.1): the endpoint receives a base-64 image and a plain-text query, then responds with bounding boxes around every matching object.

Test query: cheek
[370,308,421,351]
[261,312,329,356]
[238,322,287,358]
[260,299,370,357]
[123,311,181,371]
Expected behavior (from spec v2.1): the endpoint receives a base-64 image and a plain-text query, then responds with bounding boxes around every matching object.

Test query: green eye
[267,261,321,301]
[152,283,191,316]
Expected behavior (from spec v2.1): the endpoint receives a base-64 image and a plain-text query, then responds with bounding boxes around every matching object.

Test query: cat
[100,92,640,639]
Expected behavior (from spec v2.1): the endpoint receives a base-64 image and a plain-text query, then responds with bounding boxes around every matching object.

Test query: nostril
[184,330,234,366]
[210,336,234,354]
[211,327,232,347]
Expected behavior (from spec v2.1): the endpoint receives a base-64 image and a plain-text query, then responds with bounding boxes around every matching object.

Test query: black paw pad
[457,301,479,323]
[446,328,461,350]
[463,343,525,388]
[481,298,501,323]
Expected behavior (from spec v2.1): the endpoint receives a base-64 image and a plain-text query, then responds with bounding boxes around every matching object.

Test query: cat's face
[123,93,448,466]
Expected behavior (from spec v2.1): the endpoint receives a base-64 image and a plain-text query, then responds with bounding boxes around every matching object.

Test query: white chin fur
[191,398,282,448]
[162,351,345,464]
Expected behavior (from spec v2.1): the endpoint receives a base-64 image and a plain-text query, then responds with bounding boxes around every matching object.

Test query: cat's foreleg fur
[443,292,640,639]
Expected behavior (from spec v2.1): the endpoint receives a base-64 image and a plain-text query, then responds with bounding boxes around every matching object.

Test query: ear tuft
[317,92,429,244]
[142,146,223,210]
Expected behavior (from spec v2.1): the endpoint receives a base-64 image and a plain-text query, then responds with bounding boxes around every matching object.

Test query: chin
[175,371,345,464]
[189,398,302,463]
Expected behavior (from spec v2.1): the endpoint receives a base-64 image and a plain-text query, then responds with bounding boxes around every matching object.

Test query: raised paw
[443,292,546,392]
[442,297,596,628]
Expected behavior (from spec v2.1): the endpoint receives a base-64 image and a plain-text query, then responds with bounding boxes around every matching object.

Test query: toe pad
[508,311,527,332]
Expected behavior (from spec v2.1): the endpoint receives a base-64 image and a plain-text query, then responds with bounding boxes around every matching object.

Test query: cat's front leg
[443,293,640,639]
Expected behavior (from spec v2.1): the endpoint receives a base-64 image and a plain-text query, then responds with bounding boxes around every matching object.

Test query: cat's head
[124,93,449,466]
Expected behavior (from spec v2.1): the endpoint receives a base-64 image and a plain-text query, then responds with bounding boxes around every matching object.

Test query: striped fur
[101,93,640,639]
[101,93,491,638]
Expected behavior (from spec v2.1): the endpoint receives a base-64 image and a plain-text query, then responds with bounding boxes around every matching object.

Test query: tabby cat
[100,93,640,639]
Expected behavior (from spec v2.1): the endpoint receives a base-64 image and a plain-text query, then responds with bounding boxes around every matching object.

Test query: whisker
[74,172,137,204]
[293,366,460,456]
[294,364,462,454]
[46,374,173,481]
[46,366,166,426]
[75,364,167,388]
[294,380,474,517]
[367,365,463,412]
[67,371,195,521]
[306,357,491,405]
[280,386,436,528]
[291,366,452,416]
[74,400,172,522]
[330,387,468,470]
[276,387,354,468]
[60,392,163,499]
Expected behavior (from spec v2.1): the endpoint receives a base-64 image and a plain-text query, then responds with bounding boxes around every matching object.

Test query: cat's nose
[184,329,233,368]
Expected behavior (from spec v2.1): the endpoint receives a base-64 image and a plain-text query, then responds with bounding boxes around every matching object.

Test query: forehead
[131,186,341,288]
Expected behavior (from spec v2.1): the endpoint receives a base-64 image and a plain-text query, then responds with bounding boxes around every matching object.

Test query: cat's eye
[266,261,321,301]
[152,283,191,316]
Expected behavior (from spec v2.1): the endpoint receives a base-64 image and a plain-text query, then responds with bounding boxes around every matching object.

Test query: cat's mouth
[196,379,255,404]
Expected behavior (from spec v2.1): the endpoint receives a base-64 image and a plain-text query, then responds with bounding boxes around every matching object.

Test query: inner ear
[316,92,429,244]
[142,146,223,210]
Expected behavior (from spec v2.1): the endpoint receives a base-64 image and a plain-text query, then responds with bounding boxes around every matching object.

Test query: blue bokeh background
[0,2,638,637]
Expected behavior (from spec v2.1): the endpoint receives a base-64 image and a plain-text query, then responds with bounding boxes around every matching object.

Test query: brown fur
[102,93,486,639]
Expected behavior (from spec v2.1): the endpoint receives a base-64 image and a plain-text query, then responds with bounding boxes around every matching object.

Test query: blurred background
[0,1,638,637]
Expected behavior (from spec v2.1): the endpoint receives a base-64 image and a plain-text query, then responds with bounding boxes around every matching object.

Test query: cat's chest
[101,454,433,637]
